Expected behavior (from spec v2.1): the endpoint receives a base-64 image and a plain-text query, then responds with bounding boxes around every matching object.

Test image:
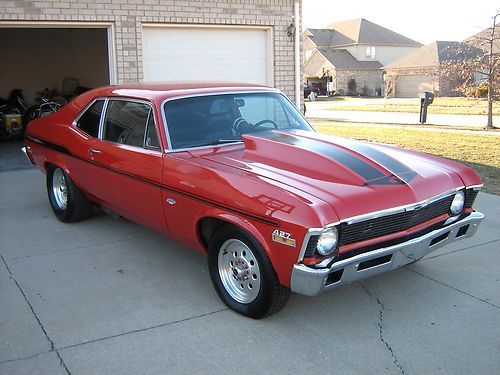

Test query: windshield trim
[160,90,312,153]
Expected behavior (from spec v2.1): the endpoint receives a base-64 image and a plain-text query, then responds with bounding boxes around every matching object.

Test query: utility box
[419,91,434,124]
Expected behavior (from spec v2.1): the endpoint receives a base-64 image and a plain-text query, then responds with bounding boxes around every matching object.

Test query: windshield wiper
[190,139,243,148]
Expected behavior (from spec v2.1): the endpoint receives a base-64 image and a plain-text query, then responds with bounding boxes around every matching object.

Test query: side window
[145,111,161,149]
[103,100,150,148]
[76,100,104,138]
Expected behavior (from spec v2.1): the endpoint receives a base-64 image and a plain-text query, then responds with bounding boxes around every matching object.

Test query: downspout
[294,0,301,109]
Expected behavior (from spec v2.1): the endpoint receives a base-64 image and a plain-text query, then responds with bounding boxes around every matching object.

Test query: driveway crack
[1,254,71,374]
[405,267,500,310]
[361,282,407,375]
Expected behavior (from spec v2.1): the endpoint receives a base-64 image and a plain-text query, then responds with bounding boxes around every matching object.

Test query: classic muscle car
[23,83,484,318]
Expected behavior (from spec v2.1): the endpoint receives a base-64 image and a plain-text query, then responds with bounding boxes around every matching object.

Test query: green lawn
[311,120,500,195]
[325,97,500,116]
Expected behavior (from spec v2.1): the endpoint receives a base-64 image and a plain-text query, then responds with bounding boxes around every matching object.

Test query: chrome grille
[339,195,454,246]
[464,189,478,208]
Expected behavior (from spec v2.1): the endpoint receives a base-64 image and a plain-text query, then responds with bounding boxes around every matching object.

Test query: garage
[142,26,272,85]
[0,25,112,106]
[395,75,434,98]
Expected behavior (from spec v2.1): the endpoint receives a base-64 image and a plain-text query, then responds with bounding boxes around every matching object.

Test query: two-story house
[303,18,422,96]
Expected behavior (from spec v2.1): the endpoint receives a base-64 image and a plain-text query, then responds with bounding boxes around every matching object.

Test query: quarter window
[103,100,157,148]
[76,100,104,138]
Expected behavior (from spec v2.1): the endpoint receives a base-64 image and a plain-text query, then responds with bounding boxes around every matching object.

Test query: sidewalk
[305,101,499,128]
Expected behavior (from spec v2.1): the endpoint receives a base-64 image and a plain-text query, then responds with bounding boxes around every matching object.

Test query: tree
[440,11,499,129]
[471,12,500,129]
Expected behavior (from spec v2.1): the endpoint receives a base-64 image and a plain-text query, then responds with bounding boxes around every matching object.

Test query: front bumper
[291,212,484,296]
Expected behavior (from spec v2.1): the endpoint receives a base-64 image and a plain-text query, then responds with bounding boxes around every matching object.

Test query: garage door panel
[142,27,269,84]
[395,75,433,98]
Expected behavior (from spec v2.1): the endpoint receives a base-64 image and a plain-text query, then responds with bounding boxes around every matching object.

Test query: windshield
[163,92,314,149]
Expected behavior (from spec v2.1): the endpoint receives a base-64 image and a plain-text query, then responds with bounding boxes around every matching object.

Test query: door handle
[88,149,102,155]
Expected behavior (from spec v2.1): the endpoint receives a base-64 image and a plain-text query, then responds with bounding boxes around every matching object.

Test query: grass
[311,119,500,195]
[326,97,500,116]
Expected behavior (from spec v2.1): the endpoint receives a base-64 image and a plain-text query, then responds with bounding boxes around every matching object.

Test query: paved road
[1,169,499,374]
[305,101,499,128]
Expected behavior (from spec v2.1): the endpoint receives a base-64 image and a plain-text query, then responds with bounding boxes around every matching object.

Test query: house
[0,0,302,107]
[385,41,483,98]
[303,18,422,96]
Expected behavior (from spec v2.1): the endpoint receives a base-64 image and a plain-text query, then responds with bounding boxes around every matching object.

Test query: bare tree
[440,12,499,129]
[472,12,500,129]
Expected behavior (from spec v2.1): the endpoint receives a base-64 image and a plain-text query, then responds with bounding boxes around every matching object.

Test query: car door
[85,98,166,233]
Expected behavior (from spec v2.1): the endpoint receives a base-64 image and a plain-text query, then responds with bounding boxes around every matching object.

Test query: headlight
[450,191,465,215]
[316,227,339,256]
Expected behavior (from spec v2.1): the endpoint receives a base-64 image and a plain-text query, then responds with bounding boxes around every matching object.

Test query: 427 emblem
[272,230,296,247]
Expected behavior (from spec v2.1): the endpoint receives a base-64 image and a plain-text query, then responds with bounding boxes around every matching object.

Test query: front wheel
[208,225,290,319]
[47,166,94,223]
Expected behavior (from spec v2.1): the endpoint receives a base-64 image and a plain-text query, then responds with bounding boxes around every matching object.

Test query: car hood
[199,129,478,224]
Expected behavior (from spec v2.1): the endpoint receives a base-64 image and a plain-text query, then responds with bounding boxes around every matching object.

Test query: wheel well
[197,217,233,251]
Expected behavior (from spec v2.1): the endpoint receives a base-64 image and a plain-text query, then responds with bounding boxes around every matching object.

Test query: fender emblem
[272,230,296,247]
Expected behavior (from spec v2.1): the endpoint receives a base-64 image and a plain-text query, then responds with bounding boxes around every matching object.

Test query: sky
[302,0,499,45]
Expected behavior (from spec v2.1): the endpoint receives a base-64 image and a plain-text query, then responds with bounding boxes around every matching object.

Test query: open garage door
[142,26,272,85]
[0,27,111,104]
[395,75,433,98]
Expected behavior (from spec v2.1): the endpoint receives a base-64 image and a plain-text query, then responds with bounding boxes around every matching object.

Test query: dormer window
[366,46,376,58]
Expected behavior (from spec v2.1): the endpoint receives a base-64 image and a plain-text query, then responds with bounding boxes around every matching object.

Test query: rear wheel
[47,166,93,222]
[208,225,289,319]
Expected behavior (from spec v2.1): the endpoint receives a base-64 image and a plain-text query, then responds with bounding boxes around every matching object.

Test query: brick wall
[1,0,301,100]
[335,69,383,96]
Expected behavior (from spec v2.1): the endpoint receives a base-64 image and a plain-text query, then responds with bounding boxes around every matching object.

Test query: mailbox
[419,91,434,124]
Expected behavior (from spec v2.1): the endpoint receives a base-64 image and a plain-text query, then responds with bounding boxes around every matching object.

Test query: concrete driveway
[1,168,499,374]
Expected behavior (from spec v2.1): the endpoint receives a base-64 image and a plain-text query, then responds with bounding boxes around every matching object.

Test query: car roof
[75,82,279,106]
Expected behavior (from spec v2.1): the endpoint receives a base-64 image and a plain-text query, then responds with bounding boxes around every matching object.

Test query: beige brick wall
[336,69,384,96]
[0,0,301,100]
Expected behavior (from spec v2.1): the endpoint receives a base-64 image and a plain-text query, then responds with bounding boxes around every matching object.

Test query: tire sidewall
[208,226,277,319]
[47,166,73,222]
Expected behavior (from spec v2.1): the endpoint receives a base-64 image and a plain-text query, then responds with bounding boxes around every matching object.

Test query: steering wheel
[254,119,278,129]
[232,117,254,135]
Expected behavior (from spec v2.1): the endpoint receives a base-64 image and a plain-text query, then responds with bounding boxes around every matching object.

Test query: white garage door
[142,26,271,85]
[395,75,434,98]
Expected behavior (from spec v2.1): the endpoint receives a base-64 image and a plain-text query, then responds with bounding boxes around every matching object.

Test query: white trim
[141,23,274,87]
[294,0,301,108]
[0,21,116,85]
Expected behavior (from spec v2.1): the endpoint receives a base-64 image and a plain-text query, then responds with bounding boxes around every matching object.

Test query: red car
[23,83,484,318]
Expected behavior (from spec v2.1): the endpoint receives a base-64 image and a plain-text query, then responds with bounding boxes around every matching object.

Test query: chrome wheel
[218,239,261,304]
[52,169,67,210]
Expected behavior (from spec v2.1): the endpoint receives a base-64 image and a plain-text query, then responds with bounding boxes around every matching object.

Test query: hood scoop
[242,130,418,186]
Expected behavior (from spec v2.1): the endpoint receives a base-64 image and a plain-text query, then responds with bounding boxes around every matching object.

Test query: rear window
[76,100,104,138]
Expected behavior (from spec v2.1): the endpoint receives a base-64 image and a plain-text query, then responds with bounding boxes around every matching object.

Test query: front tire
[47,166,93,223]
[208,225,290,319]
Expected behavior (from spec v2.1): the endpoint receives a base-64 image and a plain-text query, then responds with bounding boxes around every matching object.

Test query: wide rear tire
[47,166,93,223]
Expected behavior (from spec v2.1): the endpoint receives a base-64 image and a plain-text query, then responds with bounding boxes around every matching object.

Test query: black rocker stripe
[258,132,386,181]
[26,136,278,226]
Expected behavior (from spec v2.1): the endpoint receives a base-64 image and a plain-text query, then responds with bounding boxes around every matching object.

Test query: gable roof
[306,18,422,47]
[386,41,483,69]
[464,27,500,54]
[318,48,383,69]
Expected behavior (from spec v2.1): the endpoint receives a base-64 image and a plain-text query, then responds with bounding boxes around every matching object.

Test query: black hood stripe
[342,143,418,183]
[258,131,386,181]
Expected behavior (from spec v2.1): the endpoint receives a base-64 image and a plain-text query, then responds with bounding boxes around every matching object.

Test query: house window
[305,49,313,61]
[366,46,376,58]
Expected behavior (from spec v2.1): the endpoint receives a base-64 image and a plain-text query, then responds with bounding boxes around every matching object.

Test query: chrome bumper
[290,212,485,296]
[21,146,34,165]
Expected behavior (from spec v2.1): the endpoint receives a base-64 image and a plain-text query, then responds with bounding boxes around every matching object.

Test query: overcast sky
[302,0,499,45]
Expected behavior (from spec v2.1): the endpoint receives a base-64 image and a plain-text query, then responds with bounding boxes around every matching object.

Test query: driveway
[305,101,499,127]
[1,168,499,374]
